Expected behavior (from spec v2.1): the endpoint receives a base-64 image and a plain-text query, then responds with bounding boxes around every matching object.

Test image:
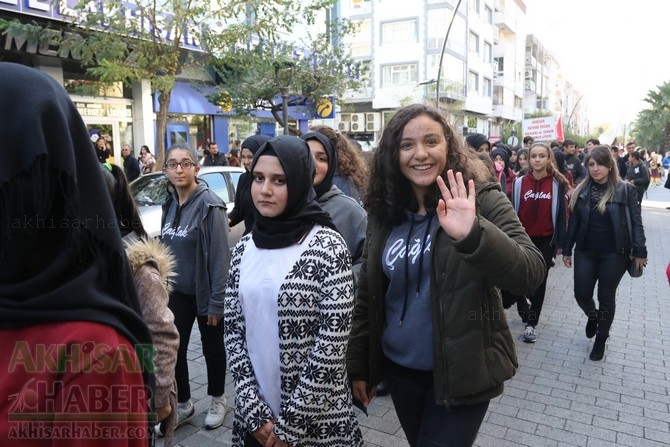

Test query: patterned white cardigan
[223,227,364,447]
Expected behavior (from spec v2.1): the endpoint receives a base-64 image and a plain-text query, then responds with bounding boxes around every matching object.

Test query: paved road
[163,184,670,447]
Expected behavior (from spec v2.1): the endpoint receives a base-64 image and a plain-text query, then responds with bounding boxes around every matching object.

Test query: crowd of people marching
[0,63,654,447]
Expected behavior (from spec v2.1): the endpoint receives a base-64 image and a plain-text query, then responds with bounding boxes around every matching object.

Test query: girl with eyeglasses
[160,144,231,433]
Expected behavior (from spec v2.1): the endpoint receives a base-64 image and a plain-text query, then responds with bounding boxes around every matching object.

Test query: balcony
[494,9,516,35]
[422,79,466,103]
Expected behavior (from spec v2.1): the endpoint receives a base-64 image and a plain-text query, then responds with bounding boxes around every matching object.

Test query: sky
[523,0,670,130]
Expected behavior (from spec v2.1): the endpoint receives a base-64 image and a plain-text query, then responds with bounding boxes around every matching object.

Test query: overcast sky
[524,0,670,129]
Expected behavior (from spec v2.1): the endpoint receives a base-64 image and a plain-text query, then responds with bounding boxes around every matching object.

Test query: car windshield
[130,175,169,206]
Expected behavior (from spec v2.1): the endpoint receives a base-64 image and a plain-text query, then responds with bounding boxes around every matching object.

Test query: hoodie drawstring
[399,215,432,326]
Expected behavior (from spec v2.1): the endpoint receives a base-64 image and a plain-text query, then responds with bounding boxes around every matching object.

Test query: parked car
[130,166,246,248]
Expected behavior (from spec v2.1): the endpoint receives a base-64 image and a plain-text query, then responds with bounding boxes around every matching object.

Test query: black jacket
[563,182,647,258]
[123,154,140,182]
[228,171,254,235]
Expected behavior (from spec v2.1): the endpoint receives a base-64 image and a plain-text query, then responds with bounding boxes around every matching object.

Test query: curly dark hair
[365,104,491,225]
[309,124,369,188]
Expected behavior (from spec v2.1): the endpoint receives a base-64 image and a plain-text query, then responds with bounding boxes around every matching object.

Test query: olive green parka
[347,182,545,407]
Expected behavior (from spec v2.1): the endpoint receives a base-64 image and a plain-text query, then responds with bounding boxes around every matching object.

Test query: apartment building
[337,0,585,145]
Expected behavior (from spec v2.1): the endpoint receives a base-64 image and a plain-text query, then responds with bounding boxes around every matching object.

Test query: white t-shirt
[238,225,320,417]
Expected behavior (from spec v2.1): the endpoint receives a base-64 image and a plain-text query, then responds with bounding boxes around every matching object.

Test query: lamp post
[435,0,464,110]
[280,87,289,135]
[274,61,294,136]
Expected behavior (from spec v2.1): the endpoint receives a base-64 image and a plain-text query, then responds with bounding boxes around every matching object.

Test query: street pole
[280,87,289,135]
[435,0,464,110]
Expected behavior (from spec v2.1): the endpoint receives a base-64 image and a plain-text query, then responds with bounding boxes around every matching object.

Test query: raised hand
[436,170,476,241]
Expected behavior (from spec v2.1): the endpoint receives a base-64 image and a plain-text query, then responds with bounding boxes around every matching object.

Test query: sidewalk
[165,185,670,447]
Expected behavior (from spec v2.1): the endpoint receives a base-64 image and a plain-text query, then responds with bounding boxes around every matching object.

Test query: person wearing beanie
[229,134,272,234]
[465,133,491,154]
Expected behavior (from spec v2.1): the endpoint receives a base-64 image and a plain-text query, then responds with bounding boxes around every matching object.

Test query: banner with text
[522,117,558,142]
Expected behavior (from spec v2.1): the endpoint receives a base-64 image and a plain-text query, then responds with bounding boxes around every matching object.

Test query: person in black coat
[121,144,141,182]
[563,147,647,361]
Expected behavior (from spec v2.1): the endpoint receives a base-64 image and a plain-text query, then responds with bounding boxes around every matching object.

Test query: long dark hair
[528,143,572,192]
[365,104,490,225]
[569,146,621,213]
[105,164,148,239]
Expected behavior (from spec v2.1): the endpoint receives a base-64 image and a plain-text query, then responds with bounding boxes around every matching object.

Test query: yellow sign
[315,98,335,119]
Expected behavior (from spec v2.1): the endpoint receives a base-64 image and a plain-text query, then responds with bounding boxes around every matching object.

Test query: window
[468,71,479,93]
[200,173,232,202]
[350,19,372,57]
[469,0,481,14]
[484,5,493,24]
[382,64,418,86]
[428,10,466,54]
[483,78,492,97]
[494,56,504,72]
[469,32,479,54]
[483,42,492,63]
[493,85,503,105]
[381,19,418,45]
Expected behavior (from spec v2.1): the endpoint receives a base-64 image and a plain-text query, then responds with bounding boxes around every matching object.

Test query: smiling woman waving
[347,104,545,447]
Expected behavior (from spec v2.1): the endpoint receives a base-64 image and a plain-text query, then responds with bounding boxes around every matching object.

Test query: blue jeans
[384,358,489,447]
[573,249,629,338]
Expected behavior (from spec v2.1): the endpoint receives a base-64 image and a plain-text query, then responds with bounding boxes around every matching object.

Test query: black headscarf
[300,131,338,198]
[0,63,153,378]
[250,136,335,249]
[242,134,271,157]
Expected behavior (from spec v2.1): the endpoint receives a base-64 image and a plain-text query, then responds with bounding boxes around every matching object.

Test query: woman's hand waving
[436,170,476,241]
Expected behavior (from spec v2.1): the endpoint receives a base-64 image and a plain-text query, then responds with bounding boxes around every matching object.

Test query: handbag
[624,187,643,278]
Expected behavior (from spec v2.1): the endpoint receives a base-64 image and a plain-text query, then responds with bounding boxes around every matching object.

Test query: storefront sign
[75,102,132,118]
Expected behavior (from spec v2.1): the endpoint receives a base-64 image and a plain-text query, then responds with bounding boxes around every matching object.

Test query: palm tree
[634,81,670,151]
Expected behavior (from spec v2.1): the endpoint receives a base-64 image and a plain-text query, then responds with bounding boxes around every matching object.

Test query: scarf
[251,136,335,249]
[300,131,338,198]
[0,63,153,383]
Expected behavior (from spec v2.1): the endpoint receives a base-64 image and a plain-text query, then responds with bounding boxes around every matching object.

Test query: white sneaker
[204,396,227,430]
[154,400,195,437]
[523,325,537,343]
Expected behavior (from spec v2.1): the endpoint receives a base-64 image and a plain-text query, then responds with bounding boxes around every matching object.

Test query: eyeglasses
[166,161,195,170]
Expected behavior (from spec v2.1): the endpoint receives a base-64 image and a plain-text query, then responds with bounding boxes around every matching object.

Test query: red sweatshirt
[517,174,554,238]
[0,321,149,446]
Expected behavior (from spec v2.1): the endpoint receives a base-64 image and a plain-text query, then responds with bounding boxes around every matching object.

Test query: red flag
[556,116,564,142]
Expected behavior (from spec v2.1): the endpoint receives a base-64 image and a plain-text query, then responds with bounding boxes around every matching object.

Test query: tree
[633,81,670,151]
[1,0,338,162]
[209,19,363,135]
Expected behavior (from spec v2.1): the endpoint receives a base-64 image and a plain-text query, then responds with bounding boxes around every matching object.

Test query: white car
[130,166,246,248]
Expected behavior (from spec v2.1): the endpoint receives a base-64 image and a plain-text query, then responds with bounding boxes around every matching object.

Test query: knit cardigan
[224,227,363,447]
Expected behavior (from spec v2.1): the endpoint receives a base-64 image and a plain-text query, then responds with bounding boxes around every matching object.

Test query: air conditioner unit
[350,113,366,132]
[525,56,532,65]
[524,70,532,79]
[338,121,350,132]
[365,112,381,132]
[524,80,535,90]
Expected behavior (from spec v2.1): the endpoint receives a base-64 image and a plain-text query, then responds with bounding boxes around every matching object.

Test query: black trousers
[573,249,629,338]
[169,290,226,403]
[383,358,489,447]
[526,236,554,328]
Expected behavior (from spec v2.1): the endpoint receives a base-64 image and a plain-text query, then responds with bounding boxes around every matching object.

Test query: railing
[423,79,466,102]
